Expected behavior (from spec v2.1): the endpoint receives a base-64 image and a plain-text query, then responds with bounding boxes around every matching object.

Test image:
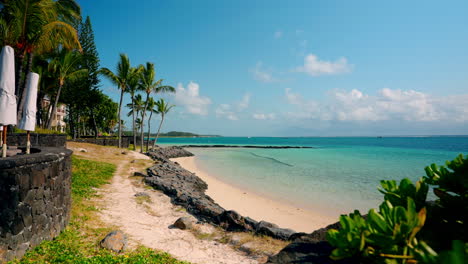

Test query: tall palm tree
[126,66,143,150]
[152,99,174,148]
[145,97,157,151]
[46,49,87,129]
[139,62,175,152]
[126,93,144,149]
[0,0,82,121]
[99,54,132,148]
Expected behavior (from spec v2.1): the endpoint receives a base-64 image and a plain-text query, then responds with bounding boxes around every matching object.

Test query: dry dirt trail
[68,142,258,264]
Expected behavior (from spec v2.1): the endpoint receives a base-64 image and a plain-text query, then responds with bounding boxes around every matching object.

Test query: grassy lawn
[10,156,188,264]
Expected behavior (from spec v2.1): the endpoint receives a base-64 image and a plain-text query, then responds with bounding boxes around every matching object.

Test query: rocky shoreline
[143,146,346,263]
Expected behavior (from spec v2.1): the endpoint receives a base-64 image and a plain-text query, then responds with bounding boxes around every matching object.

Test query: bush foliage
[327,154,467,264]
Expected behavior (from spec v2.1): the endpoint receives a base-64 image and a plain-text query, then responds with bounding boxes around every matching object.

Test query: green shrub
[327,154,467,264]
[13,127,66,134]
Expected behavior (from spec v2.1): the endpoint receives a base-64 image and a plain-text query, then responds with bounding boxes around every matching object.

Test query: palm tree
[139,62,175,152]
[135,117,142,133]
[145,97,157,151]
[126,93,144,149]
[46,49,87,129]
[126,66,143,150]
[0,0,82,121]
[99,54,132,148]
[152,99,174,148]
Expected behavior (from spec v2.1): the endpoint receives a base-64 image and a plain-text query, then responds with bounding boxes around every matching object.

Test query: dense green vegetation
[9,156,187,264]
[1,1,175,144]
[327,154,467,264]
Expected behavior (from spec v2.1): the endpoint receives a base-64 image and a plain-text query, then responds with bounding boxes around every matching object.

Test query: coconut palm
[145,97,157,151]
[135,117,142,132]
[126,93,144,149]
[99,54,132,148]
[152,99,174,148]
[0,0,82,120]
[139,62,175,152]
[126,66,143,150]
[46,49,87,129]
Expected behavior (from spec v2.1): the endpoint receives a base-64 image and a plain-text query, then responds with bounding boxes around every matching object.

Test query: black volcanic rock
[147,146,194,161]
[144,146,303,240]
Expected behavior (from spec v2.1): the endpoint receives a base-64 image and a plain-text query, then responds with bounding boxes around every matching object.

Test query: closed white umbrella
[0,46,16,157]
[19,72,39,154]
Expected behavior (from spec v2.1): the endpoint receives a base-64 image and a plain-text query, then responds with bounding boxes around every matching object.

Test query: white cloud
[216,93,252,120]
[173,81,211,115]
[215,104,238,120]
[253,113,276,120]
[250,62,276,83]
[296,54,352,76]
[274,31,283,39]
[284,88,468,123]
[237,93,251,111]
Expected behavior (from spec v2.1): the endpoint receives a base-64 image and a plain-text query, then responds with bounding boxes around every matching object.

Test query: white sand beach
[172,156,335,233]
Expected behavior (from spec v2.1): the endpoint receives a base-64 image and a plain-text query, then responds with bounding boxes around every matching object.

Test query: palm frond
[36,20,81,53]
[99,67,120,87]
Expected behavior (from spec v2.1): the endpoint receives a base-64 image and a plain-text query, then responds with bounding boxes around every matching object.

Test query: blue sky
[79,0,468,136]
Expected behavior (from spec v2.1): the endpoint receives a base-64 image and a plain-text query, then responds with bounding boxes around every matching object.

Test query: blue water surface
[157,136,468,218]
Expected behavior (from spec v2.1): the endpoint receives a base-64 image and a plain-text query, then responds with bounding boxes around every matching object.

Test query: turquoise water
[158,137,468,218]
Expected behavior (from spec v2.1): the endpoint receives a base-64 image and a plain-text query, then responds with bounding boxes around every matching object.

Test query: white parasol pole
[0,46,17,158]
[18,72,39,154]
[0,126,3,147]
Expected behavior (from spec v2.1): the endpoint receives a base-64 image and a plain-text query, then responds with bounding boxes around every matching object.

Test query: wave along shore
[172,156,335,232]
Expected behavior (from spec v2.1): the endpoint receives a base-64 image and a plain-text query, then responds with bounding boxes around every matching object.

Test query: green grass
[10,156,189,264]
[13,127,65,135]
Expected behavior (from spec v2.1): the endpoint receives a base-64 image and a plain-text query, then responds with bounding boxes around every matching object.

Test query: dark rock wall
[70,136,130,148]
[9,134,67,148]
[0,148,73,263]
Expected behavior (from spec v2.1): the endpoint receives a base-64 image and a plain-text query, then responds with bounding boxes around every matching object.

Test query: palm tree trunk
[17,52,34,122]
[91,107,98,138]
[146,111,153,151]
[153,114,164,148]
[47,83,63,129]
[140,93,150,153]
[15,52,25,97]
[131,94,136,150]
[117,89,124,148]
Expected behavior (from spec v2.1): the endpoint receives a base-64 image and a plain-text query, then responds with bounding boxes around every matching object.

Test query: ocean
[157,136,468,218]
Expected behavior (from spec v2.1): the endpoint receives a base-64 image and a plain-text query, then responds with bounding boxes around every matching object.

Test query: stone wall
[70,136,130,148]
[0,148,73,263]
[9,133,67,148]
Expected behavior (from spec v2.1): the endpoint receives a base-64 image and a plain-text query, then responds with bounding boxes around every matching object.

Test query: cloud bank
[173,81,211,115]
[296,54,352,76]
[284,88,468,123]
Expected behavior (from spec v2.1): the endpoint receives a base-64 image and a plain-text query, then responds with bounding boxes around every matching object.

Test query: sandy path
[173,156,335,232]
[96,150,258,264]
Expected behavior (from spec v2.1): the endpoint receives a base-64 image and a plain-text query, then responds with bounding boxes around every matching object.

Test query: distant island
[123,131,221,138]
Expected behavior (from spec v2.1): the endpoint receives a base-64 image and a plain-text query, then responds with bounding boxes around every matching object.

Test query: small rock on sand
[239,241,257,254]
[134,192,150,198]
[100,230,127,252]
[173,217,195,230]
